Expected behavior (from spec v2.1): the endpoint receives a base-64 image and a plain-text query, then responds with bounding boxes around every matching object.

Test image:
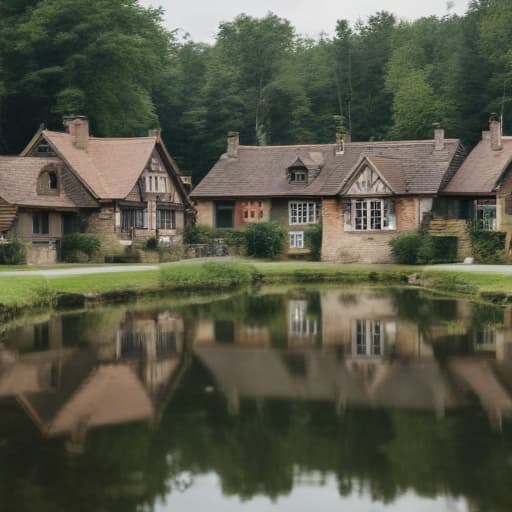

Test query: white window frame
[289,201,320,225]
[156,208,176,230]
[289,231,304,249]
[348,198,396,232]
[356,319,383,356]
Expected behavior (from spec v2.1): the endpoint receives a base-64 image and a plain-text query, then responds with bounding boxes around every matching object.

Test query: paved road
[0,265,159,277]
[2,262,512,277]
[426,264,512,274]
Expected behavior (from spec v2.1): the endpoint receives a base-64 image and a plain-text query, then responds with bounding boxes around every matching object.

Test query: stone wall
[26,242,58,265]
[497,167,512,253]
[322,197,419,263]
[195,200,214,226]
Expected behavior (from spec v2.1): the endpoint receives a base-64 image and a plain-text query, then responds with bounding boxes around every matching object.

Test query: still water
[1,286,512,512]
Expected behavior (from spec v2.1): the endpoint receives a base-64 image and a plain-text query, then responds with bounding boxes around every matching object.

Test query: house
[190,130,465,263]
[439,115,512,252]
[0,116,193,263]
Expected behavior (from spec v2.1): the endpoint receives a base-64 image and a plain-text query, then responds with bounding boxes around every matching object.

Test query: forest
[0,0,511,184]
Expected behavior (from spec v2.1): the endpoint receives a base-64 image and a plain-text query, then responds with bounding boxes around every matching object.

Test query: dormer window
[289,168,307,184]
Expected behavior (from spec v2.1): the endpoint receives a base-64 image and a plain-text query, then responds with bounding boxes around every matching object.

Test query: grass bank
[2,260,512,319]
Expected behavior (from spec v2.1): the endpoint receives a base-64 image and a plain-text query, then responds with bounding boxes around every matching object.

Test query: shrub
[390,232,423,264]
[183,225,213,244]
[417,235,458,264]
[470,230,506,263]
[305,224,322,261]
[0,240,26,265]
[145,237,159,251]
[245,222,285,259]
[61,233,100,262]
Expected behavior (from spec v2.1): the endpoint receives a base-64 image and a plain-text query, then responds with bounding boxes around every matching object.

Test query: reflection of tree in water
[3,329,512,511]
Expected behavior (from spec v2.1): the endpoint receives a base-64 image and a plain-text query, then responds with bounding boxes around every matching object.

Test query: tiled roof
[443,138,512,194]
[43,130,156,200]
[191,139,461,198]
[0,157,76,208]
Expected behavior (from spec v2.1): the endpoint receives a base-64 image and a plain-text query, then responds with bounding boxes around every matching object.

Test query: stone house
[438,115,512,253]
[191,130,465,262]
[0,116,193,263]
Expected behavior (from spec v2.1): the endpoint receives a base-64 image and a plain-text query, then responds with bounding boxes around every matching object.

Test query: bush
[61,233,100,262]
[391,232,459,265]
[390,232,423,264]
[305,224,322,261]
[417,235,458,264]
[245,222,285,259]
[145,237,158,251]
[470,230,506,263]
[0,240,26,265]
[183,225,213,244]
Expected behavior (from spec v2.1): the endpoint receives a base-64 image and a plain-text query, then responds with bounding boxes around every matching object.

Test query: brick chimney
[227,131,239,158]
[433,123,445,150]
[489,113,502,151]
[63,116,89,150]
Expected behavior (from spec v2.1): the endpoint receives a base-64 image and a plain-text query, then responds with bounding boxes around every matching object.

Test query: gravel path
[426,264,512,274]
[0,265,159,277]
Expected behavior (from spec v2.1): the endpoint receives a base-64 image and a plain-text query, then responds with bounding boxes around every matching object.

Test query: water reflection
[191,288,512,424]
[2,287,512,512]
[0,307,186,447]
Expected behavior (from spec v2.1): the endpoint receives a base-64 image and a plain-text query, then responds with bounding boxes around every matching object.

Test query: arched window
[48,172,58,190]
[37,165,60,195]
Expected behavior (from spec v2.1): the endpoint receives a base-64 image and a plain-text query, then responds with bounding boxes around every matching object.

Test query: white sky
[140,0,471,42]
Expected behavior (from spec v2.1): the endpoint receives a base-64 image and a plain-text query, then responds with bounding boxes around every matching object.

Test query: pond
[1,286,512,512]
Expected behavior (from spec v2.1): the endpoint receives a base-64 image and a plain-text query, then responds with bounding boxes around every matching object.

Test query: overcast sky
[140,0,471,42]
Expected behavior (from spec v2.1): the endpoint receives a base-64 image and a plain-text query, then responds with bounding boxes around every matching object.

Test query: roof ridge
[237,139,460,150]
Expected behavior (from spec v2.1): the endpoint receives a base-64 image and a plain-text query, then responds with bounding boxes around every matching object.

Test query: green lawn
[2,260,512,313]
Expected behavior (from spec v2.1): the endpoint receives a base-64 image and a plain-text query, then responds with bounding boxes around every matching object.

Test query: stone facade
[497,167,512,252]
[321,197,418,263]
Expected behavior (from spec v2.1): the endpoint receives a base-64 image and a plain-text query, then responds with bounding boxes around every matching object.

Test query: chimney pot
[489,113,502,151]
[227,131,239,158]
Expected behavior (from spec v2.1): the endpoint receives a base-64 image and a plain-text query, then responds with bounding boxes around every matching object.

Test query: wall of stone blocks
[321,197,419,263]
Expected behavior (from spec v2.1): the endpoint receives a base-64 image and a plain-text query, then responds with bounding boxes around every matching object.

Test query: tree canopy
[1,1,512,183]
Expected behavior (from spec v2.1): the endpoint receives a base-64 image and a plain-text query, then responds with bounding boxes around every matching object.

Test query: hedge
[470,230,506,263]
[417,235,458,264]
[0,240,26,265]
[61,233,101,262]
[245,222,286,259]
[391,232,458,264]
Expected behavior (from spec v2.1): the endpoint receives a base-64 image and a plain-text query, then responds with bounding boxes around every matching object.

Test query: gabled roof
[21,128,192,207]
[41,130,157,200]
[0,156,77,208]
[443,138,512,195]
[190,139,462,199]
[339,154,406,195]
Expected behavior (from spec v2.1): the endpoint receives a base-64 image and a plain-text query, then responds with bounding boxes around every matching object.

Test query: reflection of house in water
[0,309,186,444]
[193,289,512,424]
[288,300,320,346]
